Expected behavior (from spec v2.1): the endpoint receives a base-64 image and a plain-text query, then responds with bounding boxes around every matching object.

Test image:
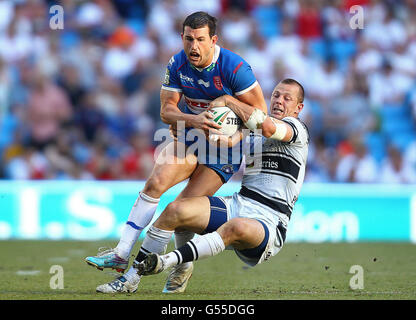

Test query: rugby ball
[208,106,241,136]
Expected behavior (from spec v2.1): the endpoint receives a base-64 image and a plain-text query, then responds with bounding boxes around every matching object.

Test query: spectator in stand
[0,0,415,184]
[121,132,155,180]
[86,141,117,180]
[0,58,11,119]
[267,17,303,61]
[0,13,33,64]
[244,29,275,97]
[410,87,416,124]
[308,58,345,120]
[335,135,378,183]
[363,4,407,52]
[56,63,87,111]
[367,59,413,107]
[25,68,73,151]
[305,134,338,182]
[322,73,375,146]
[102,26,139,79]
[73,91,107,143]
[379,144,416,184]
[354,37,384,76]
[221,7,254,51]
[295,0,323,39]
[4,145,50,180]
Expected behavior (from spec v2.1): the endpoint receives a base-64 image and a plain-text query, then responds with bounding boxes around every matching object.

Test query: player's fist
[192,111,222,134]
[208,95,229,110]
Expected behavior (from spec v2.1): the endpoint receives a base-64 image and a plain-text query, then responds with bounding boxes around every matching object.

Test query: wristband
[244,108,267,131]
[270,118,288,140]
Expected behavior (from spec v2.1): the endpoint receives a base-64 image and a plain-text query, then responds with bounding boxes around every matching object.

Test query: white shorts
[218,192,288,267]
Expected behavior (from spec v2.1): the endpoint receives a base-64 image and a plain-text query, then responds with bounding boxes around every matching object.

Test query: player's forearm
[223,95,257,124]
[160,104,196,127]
[209,130,243,148]
[224,96,293,141]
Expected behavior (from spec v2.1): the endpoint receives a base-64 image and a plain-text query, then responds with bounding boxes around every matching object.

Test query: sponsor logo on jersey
[245,153,301,183]
[213,76,223,91]
[262,159,279,169]
[197,79,210,88]
[179,72,194,83]
[184,96,210,110]
[163,68,170,85]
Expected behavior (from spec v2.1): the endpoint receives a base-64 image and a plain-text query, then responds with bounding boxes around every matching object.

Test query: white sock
[129,225,174,283]
[140,225,174,255]
[162,231,225,269]
[116,192,159,260]
[123,265,141,285]
[173,230,195,268]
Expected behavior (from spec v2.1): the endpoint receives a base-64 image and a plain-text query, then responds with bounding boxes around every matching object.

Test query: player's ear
[296,103,304,116]
[211,35,218,46]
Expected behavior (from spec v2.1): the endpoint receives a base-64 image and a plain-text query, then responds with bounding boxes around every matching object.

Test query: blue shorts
[178,127,242,183]
[204,196,270,261]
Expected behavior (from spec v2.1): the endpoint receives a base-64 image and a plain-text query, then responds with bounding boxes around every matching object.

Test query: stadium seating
[251,5,281,39]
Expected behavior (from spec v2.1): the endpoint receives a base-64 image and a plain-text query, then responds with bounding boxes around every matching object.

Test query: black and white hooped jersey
[240,116,309,220]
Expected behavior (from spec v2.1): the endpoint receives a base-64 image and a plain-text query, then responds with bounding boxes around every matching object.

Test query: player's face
[270,83,303,119]
[182,26,218,68]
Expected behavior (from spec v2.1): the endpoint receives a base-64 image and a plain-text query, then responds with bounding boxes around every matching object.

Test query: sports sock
[123,265,141,285]
[122,226,173,285]
[142,225,174,254]
[161,231,225,269]
[134,225,174,264]
[115,192,159,260]
[128,225,174,283]
[173,230,195,268]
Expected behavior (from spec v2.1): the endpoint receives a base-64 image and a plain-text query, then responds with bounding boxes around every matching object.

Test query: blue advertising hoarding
[0,181,415,242]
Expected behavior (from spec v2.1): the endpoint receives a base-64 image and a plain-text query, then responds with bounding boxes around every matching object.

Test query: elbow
[160,109,170,124]
[261,123,274,138]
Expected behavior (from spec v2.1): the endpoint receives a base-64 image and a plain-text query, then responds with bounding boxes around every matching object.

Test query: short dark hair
[182,11,217,37]
[280,78,305,103]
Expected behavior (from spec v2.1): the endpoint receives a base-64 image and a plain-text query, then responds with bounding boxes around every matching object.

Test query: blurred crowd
[0,0,416,184]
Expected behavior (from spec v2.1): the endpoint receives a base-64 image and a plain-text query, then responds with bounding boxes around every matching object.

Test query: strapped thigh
[203,196,228,234]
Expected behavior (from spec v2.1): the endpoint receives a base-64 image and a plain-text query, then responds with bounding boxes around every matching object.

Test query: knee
[161,200,187,226]
[143,174,167,197]
[222,219,250,242]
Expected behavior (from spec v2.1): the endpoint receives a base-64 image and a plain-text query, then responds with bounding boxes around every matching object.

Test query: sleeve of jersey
[161,56,182,93]
[281,117,309,146]
[229,60,258,96]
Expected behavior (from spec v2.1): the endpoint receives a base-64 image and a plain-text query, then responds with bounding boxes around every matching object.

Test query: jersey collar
[190,45,220,72]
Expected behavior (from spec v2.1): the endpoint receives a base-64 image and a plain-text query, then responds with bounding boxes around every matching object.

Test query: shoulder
[281,116,310,145]
[162,51,188,90]
[167,50,187,71]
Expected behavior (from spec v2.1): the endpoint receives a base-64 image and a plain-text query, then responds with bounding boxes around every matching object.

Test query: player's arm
[235,83,268,114]
[160,89,222,133]
[210,95,293,142]
[208,130,244,148]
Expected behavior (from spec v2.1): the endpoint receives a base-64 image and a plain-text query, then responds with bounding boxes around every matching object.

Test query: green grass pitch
[0,240,415,300]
